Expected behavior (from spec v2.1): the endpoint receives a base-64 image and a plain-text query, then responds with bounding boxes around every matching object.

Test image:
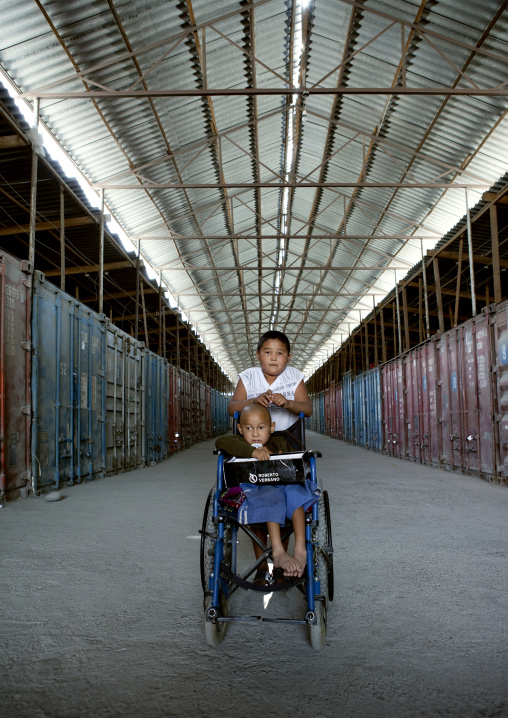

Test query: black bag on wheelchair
[223,451,309,489]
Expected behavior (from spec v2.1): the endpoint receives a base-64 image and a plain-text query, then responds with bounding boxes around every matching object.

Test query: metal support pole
[454,236,464,327]
[465,188,477,317]
[490,203,501,305]
[135,240,140,341]
[176,314,180,367]
[158,270,162,356]
[29,97,39,267]
[421,239,430,339]
[60,184,65,291]
[162,304,166,359]
[373,295,378,367]
[394,271,402,355]
[99,188,104,314]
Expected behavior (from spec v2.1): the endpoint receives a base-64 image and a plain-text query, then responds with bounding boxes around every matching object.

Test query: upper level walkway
[1,432,507,718]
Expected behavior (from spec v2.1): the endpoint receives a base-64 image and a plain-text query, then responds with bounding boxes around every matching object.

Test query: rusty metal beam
[22,88,508,99]
[426,249,508,268]
[482,192,508,204]
[433,257,445,334]
[0,215,97,236]
[155,265,410,271]
[43,260,131,277]
[490,204,502,305]
[454,236,464,327]
[0,135,25,148]
[93,181,489,190]
[136,234,440,240]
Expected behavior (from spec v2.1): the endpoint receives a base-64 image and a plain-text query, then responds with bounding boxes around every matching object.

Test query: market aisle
[1,432,507,718]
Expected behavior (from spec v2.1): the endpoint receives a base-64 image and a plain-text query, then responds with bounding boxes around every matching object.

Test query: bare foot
[272,549,302,577]
[293,546,307,577]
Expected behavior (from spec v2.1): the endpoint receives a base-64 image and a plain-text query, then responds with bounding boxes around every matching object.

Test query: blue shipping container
[32,272,107,490]
[145,351,168,465]
[342,372,353,443]
[353,373,367,447]
[353,368,382,451]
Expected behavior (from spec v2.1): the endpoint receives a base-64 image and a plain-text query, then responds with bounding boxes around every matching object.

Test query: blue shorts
[237,479,319,526]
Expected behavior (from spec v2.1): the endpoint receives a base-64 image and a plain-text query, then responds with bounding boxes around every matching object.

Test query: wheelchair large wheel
[307,489,332,650]
[204,593,228,646]
[200,488,215,592]
[200,487,232,593]
[323,489,334,602]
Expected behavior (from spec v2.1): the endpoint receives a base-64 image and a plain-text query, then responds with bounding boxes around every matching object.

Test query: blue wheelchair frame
[202,412,332,647]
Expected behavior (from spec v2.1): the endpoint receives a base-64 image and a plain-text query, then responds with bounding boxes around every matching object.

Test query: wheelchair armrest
[305,450,322,459]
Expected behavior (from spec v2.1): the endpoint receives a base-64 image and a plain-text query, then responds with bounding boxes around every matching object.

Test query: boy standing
[228,330,312,431]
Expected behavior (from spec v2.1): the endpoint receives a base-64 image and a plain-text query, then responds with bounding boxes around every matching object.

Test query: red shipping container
[434,313,494,479]
[486,304,507,484]
[404,342,439,466]
[381,357,405,458]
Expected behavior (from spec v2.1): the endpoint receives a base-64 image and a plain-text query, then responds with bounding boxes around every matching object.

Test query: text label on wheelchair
[248,471,280,483]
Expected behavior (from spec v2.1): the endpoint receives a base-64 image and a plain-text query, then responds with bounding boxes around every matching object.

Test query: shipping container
[211,390,229,436]
[342,372,353,443]
[123,331,145,471]
[403,342,438,465]
[105,326,146,475]
[335,382,343,440]
[324,385,333,436]
[381,357,405,458]
[352,373,367,447]
[31,272,107,491]
[145,351,168,465]
[167,364,181,454]
[491,301,508,485]
[0,252,32,500]
[431,313,494,478]
[205,385,212,439]
[365,368,383,452]
[309,392,324,433]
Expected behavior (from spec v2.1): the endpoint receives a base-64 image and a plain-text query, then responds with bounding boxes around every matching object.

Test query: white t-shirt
[239,366,306,431]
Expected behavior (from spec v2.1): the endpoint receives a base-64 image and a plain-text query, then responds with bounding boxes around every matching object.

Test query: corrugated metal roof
[1,0,508,380]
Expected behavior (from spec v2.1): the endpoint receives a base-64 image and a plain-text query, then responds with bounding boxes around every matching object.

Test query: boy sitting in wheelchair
[215,404,318,579]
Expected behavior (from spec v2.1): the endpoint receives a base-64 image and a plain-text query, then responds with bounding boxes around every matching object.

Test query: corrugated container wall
[314,305,505,484]
[32,272,107,490]
[335,383,343,440]
[105,326,145,474]
[492,301,508,483]
[167,364,181,454]
[342,372,353,443]
[211,390,230,436]
[145,352,168,465]
[0,253,31,499]
[381,357,406,459]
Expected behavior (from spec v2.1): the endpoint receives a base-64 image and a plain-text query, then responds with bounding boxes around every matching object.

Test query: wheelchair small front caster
[308,598,327,650]
[204,593,228,647]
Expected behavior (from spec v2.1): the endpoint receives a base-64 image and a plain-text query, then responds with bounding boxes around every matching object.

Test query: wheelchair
[200,412,334,649]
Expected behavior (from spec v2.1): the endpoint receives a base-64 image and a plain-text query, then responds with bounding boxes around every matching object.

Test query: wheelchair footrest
[220,562,304,593]
[217,616,308,625]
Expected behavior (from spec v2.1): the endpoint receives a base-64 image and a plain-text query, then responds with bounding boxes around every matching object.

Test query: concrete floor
[1,432,507,718]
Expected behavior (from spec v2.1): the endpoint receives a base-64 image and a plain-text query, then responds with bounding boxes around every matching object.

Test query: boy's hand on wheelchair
[255,390,273,406]
[252,447,273,461]
[270,392,289,409]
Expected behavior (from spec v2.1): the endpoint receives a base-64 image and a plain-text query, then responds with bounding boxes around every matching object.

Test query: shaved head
[239,404,271,425]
